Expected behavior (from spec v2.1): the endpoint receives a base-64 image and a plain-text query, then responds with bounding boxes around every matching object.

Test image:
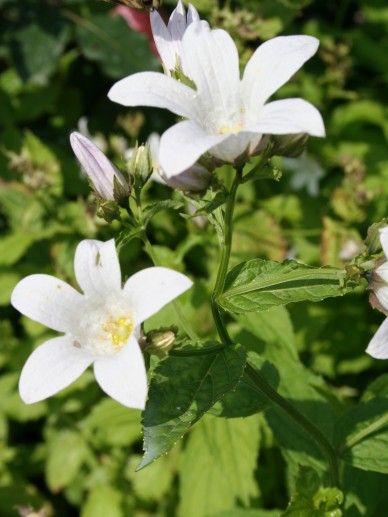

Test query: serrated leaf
[179,415,260,517]
[283,466,343,516]
[138,343,246,469]
[219,259,356,313]
[209,351,279,418]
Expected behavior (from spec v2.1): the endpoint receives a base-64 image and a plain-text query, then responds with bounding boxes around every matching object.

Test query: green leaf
[209,351,279,418]
[126,452,175,501]
[335,398,388,474]
[219,259,356,314]
[283,466,343,516]
[138,343,246,469]
[76,15,158,79]
[0,232,35,266]
[46,431,88,492]
[81,486,123,517]
[80,399,141,447]
[179,415,260,517]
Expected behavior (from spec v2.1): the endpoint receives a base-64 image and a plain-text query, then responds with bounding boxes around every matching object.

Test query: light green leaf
[46,431,88,492]
[126,452,176,501]
[80,399,141,447]
[179,415,260,517]
[82,486,123,517]
[283,466,343,516]
[0,232,35,266]
[219,259,356,313]
[139,343,246,469]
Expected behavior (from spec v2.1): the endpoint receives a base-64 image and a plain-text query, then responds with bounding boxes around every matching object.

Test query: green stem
[342,413,388,452]
[209,164,340,487]
[211,166,242,344]
[142,234,198,341]
[245,363,340,487]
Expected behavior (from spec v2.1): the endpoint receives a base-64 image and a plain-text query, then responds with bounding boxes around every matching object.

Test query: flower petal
[380,227,388,258]
[210,132,262,162]
[366,317,388,359]
[19,336,93,403]
[242,35,319,110]
[123,266,192,323]
[11,275,84,333]
[168,0,187,40]
[150,9,176,72]
[253,99,325,137]
[187,4,200,24]
[181,23,240,118]
[74,239,122,297]
[376,261,388,283]
[94,337,147,409]
[376,286,388,311]
[159,120,227,177]
[108,72,198,119]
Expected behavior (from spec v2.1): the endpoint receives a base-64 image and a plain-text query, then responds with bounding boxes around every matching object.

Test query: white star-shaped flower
[150,0,202,74]
[109,24,325,177]
[11,239,192,408]
[366,227,388,359]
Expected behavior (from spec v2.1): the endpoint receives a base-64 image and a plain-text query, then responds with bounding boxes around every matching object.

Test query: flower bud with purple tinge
[70,132,130,202]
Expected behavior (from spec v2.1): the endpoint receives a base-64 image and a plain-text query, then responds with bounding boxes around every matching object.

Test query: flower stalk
[210,165,340,488]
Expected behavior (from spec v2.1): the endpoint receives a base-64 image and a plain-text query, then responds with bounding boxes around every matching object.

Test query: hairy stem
[245,363,340,487]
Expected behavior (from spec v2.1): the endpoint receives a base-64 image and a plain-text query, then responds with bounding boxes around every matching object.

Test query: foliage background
[0,0,388,515]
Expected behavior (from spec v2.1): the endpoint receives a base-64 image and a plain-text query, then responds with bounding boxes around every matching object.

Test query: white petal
[181,23,240,118]
[74,239,122,297]
[159,120,227,177]
[376,286,388,311]
[187,4,200,23]
[379,227,388,258]
[94,337,147,409]
[253,99,325,137]
[108,72,198,119]
[123,266,192,323]
[11,275,84,333]
[150,10,176,72]
[366,318,388,359]
[242,35,319,109]
[168,0,187,40]
[210,132,262,162]
[376,262,388,283]
[19,336,93,403]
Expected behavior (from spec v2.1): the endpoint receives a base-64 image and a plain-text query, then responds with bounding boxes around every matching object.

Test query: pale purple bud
[164,165,211,192]
[70,132,130,201]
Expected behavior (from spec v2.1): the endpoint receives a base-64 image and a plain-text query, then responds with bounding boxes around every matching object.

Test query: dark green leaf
[138,343,246,469]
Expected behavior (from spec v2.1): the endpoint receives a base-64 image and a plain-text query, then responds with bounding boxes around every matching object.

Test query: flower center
[217,122,243,135]
[102,316,134,348]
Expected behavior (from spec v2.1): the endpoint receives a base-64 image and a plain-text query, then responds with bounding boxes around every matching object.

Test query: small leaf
[219,259,356,314]
[81,486,122,517]
[138,343,246,469]
[283,466,343,516]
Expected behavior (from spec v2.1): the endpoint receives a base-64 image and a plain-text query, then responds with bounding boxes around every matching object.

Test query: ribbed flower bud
[271,133,309,158]
[70,132,130,202]
[144,327,177,357]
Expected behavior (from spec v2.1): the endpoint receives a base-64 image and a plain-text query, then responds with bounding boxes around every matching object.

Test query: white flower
[70,132,130,201]
[11,239,192,408]
[284,152,325,197]
[150,0,202,74]
[366,227,388,359]
[148,133,211,191]
[109,25,325,177]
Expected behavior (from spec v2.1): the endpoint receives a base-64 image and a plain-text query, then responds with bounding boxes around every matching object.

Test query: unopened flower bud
[96,200,120,223]
[70,132,130,202]
[271,133,309,158]
[128,144,152,186]
[144,327,177,357]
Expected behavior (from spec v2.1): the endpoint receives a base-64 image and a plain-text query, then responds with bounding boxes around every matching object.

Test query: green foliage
[219,259,357,313]
[139,342,246,468]
[0,0,388,515]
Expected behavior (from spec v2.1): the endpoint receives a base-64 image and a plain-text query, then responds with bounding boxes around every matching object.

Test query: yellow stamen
[217,122,243,135]
[102,316,133,348]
